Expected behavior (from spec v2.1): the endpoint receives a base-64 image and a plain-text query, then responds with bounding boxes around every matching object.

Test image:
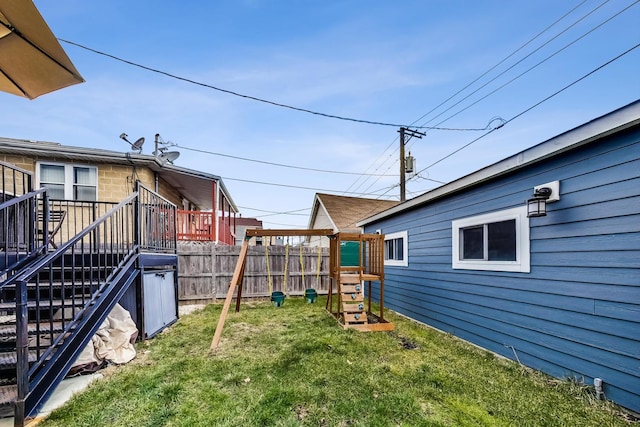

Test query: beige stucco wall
[0,154,187,208]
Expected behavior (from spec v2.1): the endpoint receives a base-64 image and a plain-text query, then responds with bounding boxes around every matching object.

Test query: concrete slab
[0,373,103,427]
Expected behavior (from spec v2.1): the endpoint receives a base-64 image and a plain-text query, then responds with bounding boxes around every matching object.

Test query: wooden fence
[177,242,330,304]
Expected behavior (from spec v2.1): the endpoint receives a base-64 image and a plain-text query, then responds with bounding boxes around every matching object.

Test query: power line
[171,143,398,177]
[60,38,494,131]
[237,206,310,217]
[341,1,630,197]
[340,2,591,196]
[416,0,637,132]
[221,174,400,196]
[415,0,602,128]
[409,40,640,179]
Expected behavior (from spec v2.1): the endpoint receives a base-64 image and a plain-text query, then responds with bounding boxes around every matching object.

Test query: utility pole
[398,127,425,202]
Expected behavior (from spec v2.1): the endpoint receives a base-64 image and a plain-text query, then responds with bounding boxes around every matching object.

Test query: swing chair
[265,245,286,307]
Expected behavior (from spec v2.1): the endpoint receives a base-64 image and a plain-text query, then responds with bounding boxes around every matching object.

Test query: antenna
[119,133,144,153]
[159,151,180,164]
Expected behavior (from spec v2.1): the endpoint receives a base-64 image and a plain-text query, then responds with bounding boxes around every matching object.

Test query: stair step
[0,350,39,370]
[0,384,17,413]
[0,297,91,312]
[344,312,368,324]
[340,274,361,284]
[340,284,362,293]
[0,322,65,338]
[340,292,364,302]
[342,303,365,313]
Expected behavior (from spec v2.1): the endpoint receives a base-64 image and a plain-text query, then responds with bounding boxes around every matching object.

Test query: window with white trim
[37,162,98,201]
[384,230,408,267]
[452,206,530,272]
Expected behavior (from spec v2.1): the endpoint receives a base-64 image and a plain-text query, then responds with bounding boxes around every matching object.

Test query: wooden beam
[210,240,249,351]
[245,228,334,238]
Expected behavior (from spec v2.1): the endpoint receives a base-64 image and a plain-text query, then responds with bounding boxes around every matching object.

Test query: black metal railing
[0,161,42,278]
[0,160,32,202]
[0,174,178,424]
[40,199,118,251]
[138,183,177,253]
[10,192,139,423]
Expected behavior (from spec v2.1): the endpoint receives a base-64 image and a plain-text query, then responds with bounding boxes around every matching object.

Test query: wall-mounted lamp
[526,180,560,218]
[527,187,552,217]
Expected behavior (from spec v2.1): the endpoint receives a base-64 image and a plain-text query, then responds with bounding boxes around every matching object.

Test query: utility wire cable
[416,0,635,131]
[170,143,399,176]
[412,0,592,127]
[341,1,592,196]
[60,38,493,131]
[237,206,310,217]
[409,40,640,179]
[221,174,399,196]
[355,0,634,197]
[360,0,616,190]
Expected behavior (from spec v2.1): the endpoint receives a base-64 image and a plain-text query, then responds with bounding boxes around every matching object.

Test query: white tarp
[70,304,138,375]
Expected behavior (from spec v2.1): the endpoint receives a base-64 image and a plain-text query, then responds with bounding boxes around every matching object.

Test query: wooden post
[210,240,249,351]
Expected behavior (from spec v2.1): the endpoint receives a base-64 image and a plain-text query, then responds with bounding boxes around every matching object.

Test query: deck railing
[176,210,236,245]
[177,210,214,241]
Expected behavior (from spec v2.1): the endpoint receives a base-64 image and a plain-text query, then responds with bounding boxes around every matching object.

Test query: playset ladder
[340,275,367,327]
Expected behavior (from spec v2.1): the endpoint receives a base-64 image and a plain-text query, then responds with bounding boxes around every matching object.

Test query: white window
[452,206,530,273]
[37,162,98,201]
[384,230,408,267]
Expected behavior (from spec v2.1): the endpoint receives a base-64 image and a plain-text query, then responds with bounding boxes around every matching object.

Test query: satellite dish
[119,132,144,152]
[132,137,145,151]
[159,151,180,164]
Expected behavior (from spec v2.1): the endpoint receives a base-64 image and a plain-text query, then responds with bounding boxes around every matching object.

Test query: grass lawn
[41,297,633,427]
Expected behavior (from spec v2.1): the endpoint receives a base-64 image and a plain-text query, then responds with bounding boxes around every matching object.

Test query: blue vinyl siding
[365,126,640,412]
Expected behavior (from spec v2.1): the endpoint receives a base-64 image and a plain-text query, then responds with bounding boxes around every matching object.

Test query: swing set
[210,229,393,351]
[264,238,322,306]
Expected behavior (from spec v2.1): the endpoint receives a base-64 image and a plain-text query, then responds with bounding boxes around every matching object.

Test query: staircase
[0,170,177,426]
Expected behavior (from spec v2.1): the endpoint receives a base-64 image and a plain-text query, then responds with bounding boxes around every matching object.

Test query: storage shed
[358,100,640,413]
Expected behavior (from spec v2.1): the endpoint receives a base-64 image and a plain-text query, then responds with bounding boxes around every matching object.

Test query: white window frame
[384,230,408,267]
[452,206,530,273]
[36,161,98,201]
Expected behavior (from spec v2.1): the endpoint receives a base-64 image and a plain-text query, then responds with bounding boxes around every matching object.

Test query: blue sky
[3,1,640,228]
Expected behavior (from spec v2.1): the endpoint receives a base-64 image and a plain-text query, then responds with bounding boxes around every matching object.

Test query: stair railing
[0,188,48,278]
[137,182,177,253]
[0,161,43,278]
[10,191,140,424]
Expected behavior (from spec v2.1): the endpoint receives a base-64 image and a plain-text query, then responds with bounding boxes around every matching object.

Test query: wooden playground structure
[210,229,394,350]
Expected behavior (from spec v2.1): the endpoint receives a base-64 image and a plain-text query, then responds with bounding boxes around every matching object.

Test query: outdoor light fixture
[527,187,553,217]
[119,133,145,152]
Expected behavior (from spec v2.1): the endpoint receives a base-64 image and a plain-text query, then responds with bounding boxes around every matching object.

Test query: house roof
[308,193,398,232]
[358,99,640,226]
[236,217,263,227]
[0,137,238,212]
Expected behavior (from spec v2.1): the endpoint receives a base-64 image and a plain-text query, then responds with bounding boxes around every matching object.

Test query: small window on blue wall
[384,231,408,267]
[452,207,529,272]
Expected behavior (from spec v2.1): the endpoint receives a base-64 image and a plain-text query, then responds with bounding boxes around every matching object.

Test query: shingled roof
[308,193,398,232]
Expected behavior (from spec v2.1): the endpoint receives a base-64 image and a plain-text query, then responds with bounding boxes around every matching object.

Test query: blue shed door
[143,270,177,338]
